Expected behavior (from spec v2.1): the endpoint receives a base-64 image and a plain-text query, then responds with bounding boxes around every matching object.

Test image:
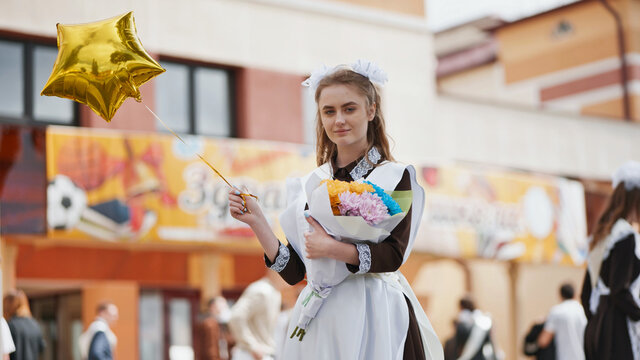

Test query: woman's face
[318,84,375,152]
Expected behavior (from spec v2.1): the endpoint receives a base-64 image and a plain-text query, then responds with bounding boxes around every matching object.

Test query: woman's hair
[459,295,475,311]
[313,68,394,166]
[591,183,640,249]
[3,289,32,319]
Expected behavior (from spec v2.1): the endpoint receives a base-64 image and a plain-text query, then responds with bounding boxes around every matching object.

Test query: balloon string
[142,102,258,205]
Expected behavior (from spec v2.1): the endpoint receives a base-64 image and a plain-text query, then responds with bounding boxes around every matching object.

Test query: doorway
[139,288,199,360]
[29,292,83,360]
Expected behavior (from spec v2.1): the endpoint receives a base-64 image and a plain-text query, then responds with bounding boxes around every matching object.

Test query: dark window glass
[33,45,74,123]
[155,60,233,137]
[194,67,231,137]
[139,291,164,360]
[168,298,193,358]
[155,62,190,134]
[0,38,76,125]
[0,40,24,118]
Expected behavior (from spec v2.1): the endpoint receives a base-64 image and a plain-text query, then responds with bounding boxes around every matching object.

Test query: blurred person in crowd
[195,296,232,360]
[0,256,14,360]
[228,271,282,360]
[522,320,555,360]
[3,290,44,360]
[536,283,585,360]
[78,302,118,360]
[581,160,640,360]
[444,295,498,360]
[215,296,235,357]
[443,319,459,360]
[1,317,15,360]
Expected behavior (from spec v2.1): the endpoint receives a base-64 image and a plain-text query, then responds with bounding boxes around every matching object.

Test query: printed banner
[46,126,316,244]
[413,165,588,265]
[45,127,588,264]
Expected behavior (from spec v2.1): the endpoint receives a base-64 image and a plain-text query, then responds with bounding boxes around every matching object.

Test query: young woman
[581,161,640,360]
[228,61,442,360]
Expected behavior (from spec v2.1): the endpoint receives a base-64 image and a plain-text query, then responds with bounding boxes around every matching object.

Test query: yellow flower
[349,182,374,194]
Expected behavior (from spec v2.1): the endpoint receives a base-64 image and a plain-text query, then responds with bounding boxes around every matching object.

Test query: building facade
[2,1,639,360]
[435,0,640,180]
[0,1,433,359]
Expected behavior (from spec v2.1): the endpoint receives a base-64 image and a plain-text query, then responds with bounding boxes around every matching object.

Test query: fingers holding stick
[228,186,258,216]
[237,186,253,214]
[228,188,246,217]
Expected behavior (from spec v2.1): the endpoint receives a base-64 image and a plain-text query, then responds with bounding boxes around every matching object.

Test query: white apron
[279,162,443,360]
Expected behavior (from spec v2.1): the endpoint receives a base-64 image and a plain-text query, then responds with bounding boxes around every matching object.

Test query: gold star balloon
[41,12,165,121]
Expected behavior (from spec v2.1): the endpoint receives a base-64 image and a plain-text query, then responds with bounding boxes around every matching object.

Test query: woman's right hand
[228,187,264,227]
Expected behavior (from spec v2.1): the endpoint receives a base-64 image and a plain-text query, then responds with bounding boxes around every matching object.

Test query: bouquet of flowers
[320,178,407,226]
[291,176,412,340]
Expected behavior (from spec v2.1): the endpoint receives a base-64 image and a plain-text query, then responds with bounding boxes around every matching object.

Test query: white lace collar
[347,147,382,180]
[317,147,383,182]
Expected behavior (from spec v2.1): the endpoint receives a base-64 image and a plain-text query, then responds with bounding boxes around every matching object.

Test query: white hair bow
[612,160,640,190]
[301,60,388,91]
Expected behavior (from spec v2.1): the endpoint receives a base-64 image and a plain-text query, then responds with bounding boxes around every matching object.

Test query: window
[552,20,573,39]
[0,41,23,118]
[168,298,194,360]
[155,60,234,137]
[0,38,76,125]
[139,289,199,360]
[33,46,74,123]
[140,291,165,360]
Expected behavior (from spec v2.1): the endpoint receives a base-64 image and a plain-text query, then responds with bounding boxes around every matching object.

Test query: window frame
[138,287,200,360]
[157,56,237,137]
[0,34,78,126]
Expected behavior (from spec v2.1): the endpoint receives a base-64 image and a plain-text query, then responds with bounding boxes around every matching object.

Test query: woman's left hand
[303,213,337,259]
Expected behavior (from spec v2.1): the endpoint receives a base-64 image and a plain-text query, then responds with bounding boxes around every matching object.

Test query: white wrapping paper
[294,177,410,333]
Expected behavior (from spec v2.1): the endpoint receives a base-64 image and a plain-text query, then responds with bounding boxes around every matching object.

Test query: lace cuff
[268,243,290,272]
[355,243,372,274]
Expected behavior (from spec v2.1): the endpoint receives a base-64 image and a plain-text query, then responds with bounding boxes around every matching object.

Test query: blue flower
[364,181,402,215]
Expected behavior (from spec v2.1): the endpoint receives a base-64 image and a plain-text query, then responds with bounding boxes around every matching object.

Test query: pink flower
[338,191,390,225]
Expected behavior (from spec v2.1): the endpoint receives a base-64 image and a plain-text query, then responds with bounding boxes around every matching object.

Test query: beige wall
[82,282,139,360]
[440,0,640,127]
[1,239,17,294]
[580,96,626,120]
[621,0,640,53]
[328,0,425,17]
[579,92,640,122]
[429,95,640,180]
[496,1,618,83]
[438,63,540,107]
[188,252,230,306]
